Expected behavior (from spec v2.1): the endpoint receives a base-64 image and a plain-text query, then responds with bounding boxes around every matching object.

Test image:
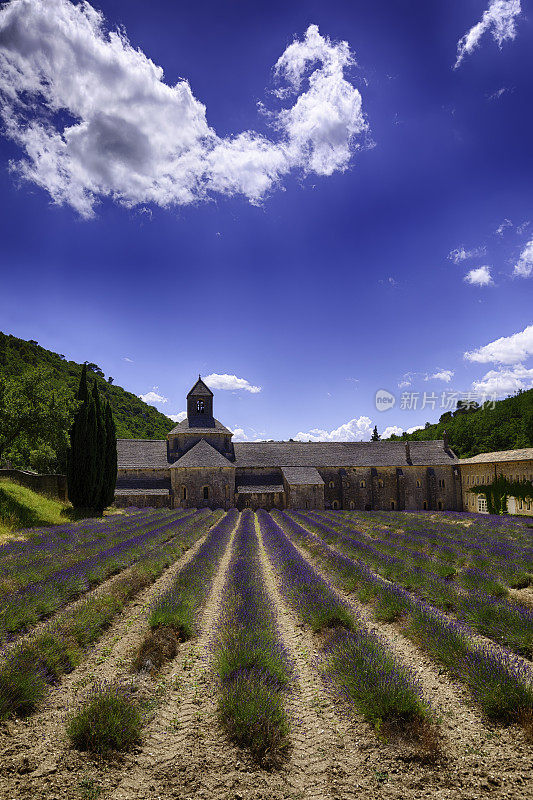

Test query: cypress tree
[99,401,117,511]
[371,425,380,441]
[90,381,106,512]
[67,364,89,508]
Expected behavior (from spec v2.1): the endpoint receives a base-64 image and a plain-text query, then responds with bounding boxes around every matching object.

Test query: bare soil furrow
[256,516,370,800]
[287,530,533,800]
[0,520,218,800]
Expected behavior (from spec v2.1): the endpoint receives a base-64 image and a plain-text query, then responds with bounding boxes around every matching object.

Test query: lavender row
[0,509,208,641]
[148,509,238,638]
[293,511,533,658]
[213,511,292,765]
[275,511,533,723]
[0,510,217,720]
[258,510,430,730]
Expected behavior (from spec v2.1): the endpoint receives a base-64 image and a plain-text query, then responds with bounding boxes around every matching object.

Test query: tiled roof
[168,417,232,436]
[236,485,285,494]
[115,488,170,496]
[117,439,169,469]
[187,378,213,397]
[170,439,234,469]
[458,448,533,465]
[232,440,456,468]
[117,438,457,470]
[282,466,324,485]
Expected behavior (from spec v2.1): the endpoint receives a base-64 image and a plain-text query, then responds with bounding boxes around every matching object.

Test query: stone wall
[114,492,171,509]
[236,490,285,511]
[284,482,324,510]
[461,459,533,515]
[171,465,235,509]
[317,465,461,511]
[0,469,67,500]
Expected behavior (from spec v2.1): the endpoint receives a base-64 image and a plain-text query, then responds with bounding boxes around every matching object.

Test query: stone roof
[115,488,170,496]
[232,440,456,468]
[458,448,533,465]
[187,377,213,397]
[236,485,284,494]
[170,439,234,469]
[282,466,324,485]
[117,439,169,469]
[117,438,456,470]
[168,417,232,436]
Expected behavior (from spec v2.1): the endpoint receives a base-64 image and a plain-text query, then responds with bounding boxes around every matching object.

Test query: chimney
[405,442,412,464]
[443,429,449,452]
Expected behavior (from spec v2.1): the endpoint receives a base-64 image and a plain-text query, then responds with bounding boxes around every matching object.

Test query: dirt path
[255,515,375,800]
[285,528,533,800]
[0,517,220,800]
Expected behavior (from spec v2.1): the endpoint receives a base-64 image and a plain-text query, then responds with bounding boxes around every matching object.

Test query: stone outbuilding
[459,448,533,515]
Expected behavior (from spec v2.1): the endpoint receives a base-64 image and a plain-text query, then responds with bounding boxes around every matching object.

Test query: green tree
[90,380,106,511]
[0,366,75,469]
[371,425,380,441]
[99,402,117,511]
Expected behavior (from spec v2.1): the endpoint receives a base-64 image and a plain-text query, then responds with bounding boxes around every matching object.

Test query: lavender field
[0,508,532,800]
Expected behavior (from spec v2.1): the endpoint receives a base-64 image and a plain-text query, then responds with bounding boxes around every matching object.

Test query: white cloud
[407,425,424,434]
[454,0,522,69]
[496,218,513,235]
[294,416,373,442]
[465,324,533,365]
[448,246,486,264]
[398,372,413,389]
[472,364,533,395]
[122,356,134,363]
[464,266,493,286]
[203,373,261,393]
[0,2,368,217]
[382,425,403,439]
[513,239,533,278]
[425,370,454,383]
[168,411,186,423]
[139,386,168,405]
[231,428,248,441]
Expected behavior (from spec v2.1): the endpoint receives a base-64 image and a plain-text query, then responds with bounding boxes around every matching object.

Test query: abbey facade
[115,377,463,511]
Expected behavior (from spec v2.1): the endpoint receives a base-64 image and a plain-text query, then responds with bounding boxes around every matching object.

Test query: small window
[365,503,372,511]
[437,501,443,510]
[305,501,309,509]
[378,479,384,488]
[332,501,339,509]
[196,399,205,413]
[360,480,366,488]
[390,500,395,510]
[416,480,421,488]
[349,501,355,510]
[203,486,209,500]
[478,496,487,513]
[182,486,187,501]
[225,485,230,499]
[423,501,427,510]
[329,481,335,489]
[438,479,445,488]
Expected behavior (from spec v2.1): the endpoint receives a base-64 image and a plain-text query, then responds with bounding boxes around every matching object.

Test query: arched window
[203,486,209,500]
[182,486,187,501]
[332,501,339,509]
[197,399,205,413]
[225,485,230,499]
[437,501,443,510]
[416,480,421,488]
[305,501,309,509]
[423,501,427,510]
[390,500,395,510]
[349,501,355,510]
[360,480,366,488]
[378,479,384,488]
[329,481,335,489]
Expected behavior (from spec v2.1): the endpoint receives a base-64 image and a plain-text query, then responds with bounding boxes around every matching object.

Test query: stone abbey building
[115,377,463,511]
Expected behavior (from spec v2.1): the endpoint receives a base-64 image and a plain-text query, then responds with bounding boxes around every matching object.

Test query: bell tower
[186,375,214,427]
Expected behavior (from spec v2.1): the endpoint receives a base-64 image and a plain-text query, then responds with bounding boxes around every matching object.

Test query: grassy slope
[0,480,70,540]
[0,331,174,440]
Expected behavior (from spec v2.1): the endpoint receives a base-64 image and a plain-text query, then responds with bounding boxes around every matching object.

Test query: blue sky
[0,0,532,442]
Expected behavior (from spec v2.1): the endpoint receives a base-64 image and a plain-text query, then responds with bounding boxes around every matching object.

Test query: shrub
[66,685,142,754]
